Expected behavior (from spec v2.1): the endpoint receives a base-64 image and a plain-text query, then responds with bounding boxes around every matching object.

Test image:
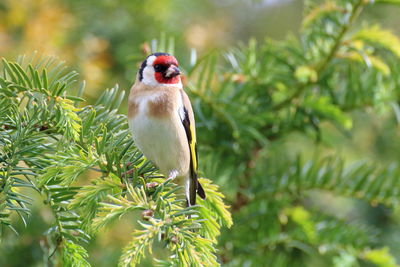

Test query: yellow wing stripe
[189,123,197,172]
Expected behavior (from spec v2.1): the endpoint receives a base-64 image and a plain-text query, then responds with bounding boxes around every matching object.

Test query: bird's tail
[197,180,206,199]
[186,174,206,206]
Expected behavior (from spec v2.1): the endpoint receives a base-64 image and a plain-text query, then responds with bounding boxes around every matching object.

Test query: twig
[272,0,366,111]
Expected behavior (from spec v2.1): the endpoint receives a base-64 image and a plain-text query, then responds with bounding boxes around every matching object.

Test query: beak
[164,65,180,78]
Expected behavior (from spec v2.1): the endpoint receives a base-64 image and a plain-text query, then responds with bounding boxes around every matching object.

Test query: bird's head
[138,52,182,87]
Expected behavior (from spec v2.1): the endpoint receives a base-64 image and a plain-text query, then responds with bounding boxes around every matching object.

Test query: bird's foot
[121,168,135,178]
[121,162,136,179]
[161,170,178,188]
[166,170,179,181]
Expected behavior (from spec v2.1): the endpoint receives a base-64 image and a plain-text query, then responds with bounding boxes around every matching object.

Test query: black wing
[180,92,205,206]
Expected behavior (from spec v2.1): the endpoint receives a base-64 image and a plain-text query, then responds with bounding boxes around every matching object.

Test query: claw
[167,170,179,181]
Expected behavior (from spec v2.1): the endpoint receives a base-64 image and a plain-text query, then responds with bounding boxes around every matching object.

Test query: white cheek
[147,55,156,66]
[142,66,159,86]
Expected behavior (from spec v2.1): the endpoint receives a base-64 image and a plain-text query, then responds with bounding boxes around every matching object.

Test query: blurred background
[1,0,400,266]
[1,0,398,100]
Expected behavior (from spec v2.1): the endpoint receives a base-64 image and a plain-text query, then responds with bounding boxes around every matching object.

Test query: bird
[128,52,206,206]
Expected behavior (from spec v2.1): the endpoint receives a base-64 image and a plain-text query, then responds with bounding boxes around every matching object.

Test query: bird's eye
[154,64,163,72]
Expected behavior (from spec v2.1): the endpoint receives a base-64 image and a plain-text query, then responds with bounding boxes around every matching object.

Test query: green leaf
[337,51,390,75]
[364,247,399,267]
[353,25,400,58]
[295,65,318,83]
[302,2,342,29]
[303,96,353,129]
[284,206,317,243]
[197,178,233,228]
[119,220,162,267]
[61,240,91,267]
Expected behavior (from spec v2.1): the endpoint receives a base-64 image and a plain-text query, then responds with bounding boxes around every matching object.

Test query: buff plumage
[128,53,205,206]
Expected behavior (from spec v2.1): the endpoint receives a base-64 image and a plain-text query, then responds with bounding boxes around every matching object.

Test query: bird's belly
[128,114,189,177]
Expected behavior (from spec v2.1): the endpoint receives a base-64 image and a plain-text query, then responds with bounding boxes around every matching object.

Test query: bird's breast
[128,90,190,177]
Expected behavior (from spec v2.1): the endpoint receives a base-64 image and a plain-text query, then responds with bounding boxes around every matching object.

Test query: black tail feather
[197,181,206,199]
[186,179,206,207]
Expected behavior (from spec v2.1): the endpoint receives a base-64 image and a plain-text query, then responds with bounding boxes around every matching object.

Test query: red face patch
[153,55,178,67]
[154,72,180,84]
[153,55,180,84]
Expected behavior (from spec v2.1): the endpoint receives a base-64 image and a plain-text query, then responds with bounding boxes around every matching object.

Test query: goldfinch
[128,52,206,206]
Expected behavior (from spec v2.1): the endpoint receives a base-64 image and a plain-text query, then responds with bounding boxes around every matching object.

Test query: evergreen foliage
[1,0,400,266]
[0,55,231,266]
